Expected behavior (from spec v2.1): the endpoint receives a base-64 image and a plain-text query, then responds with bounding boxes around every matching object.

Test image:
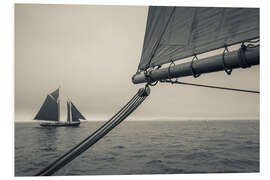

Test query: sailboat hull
[40,122,80,127]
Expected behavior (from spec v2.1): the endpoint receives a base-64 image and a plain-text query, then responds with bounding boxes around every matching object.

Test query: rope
[190,54,201,78]
[144,69,158,86]
[168,59,178,83]
[35,87,150,176]
[168,60,175,79]
[222,45,232,75]
[237,39,259,68]
[238,43,250,68]
[245,39,260,48]
[160,79,259,94]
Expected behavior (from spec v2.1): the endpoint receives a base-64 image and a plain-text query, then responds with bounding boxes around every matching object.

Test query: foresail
[34,95,59,121]
[138,6,259,70]
[70,102,86,122]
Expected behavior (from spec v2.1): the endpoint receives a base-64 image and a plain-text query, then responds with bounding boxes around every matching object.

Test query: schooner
[34,88,86,127]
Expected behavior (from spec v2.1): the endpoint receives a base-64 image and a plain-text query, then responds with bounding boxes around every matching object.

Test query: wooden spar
[132,46,259,84]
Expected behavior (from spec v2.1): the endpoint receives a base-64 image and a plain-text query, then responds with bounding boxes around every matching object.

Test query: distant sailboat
[34,88,86,127]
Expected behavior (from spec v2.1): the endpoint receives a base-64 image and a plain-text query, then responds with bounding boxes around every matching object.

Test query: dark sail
[34,95,59,121]
[50,88,59,101]
[70,102,86,122]
[67,101,71,123]
[138,6,259,70]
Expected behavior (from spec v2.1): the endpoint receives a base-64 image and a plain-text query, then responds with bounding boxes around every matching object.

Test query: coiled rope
[160,79,259,94]
[35,87,150,176]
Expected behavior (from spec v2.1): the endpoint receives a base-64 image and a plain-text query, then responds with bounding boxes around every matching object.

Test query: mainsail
[34,90,59,121]
[70,101,86,122]
[138,6,259,71]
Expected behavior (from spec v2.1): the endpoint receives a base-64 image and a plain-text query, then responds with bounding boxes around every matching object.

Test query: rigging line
[35,92,140,176]
[36,88,149,176]
[159,80,259,94]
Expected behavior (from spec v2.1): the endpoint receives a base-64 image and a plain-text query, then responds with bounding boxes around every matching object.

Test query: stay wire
[160,79,259,94]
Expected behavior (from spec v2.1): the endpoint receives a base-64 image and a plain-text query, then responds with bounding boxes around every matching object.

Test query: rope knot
[222,45,232,75]
[190,54,201,78]
[144,69,158,86]
[238,42,251,68]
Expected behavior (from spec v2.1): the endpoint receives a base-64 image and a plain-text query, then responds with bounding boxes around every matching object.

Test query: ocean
[15,120,259,176]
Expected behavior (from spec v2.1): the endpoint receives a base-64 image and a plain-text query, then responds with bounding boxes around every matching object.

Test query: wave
[164,153,183,159]
[183,152,213,160]
[131,154,146,158]
[113,145,125,149]
[94,156,116,161]
[145,160,163,165]
[219,158,259,167]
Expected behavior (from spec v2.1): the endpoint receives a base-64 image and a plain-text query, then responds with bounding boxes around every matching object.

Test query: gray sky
[15,4,259,121]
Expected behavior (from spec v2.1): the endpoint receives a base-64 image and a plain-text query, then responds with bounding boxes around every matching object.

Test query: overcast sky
[15,4,259,121]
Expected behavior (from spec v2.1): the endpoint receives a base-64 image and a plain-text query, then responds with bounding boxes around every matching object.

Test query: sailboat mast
[58,86,60,121]
[70,100,72,122]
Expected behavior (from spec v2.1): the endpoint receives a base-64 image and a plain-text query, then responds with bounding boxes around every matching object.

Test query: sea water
[15,120,259,176]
